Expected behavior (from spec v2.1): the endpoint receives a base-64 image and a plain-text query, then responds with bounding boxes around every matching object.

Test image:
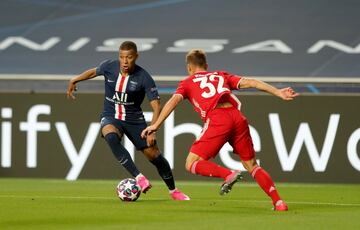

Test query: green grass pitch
[0,178,359,229]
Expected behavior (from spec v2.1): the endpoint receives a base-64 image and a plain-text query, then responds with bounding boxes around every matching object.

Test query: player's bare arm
[238,78,299,100]
[66,68,97,100]
[146,99,161,146]
[141,94,182,138]
[149,99,161,124]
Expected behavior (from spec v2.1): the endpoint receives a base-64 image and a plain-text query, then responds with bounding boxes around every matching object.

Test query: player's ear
[186,63,192,74]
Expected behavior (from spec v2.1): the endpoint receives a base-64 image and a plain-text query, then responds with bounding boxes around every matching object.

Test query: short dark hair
[186,49,207,68]
[119,41,137,52]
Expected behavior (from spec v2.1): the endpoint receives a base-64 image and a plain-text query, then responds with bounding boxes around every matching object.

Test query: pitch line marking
[0,195,359,207]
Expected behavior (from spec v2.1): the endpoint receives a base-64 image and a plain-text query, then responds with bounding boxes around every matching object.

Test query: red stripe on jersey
[120,76,129,120]
[115,74,126,120]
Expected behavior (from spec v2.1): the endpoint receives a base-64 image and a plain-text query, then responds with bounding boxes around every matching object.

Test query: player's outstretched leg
[219,170,243,195]
[188,160,233,179]
[135,173,152,193]
[187,158,242,195]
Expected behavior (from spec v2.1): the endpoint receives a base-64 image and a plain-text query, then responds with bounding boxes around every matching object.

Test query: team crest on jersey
[129,81,138,91]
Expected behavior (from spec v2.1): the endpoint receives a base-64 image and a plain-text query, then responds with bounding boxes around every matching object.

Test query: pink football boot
[135,174,152,193]
[274,200,289,211]
[220,170,243,195]
[170,189,190,200]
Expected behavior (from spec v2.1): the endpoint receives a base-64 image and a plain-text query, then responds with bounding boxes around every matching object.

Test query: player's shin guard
[150,154,175,190]
[104,133,140,177]
[190,160,232,179]
[251,166,281,205]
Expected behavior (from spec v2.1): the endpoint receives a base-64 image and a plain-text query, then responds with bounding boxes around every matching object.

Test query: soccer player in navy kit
[67,41,189,200]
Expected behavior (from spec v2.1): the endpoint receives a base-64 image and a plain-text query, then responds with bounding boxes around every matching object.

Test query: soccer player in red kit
[141,49,299,211]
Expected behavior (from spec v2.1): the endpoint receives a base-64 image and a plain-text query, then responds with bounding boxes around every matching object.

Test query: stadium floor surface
[0,179,359,229]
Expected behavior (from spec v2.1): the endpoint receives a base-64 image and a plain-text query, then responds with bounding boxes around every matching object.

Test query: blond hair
[186,49,207,68]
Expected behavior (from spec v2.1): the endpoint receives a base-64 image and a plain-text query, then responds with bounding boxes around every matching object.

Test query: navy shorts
[100,116,148,150]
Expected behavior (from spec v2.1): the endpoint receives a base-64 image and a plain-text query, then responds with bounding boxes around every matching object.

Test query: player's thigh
[100,117,123,137]
[190,138,225,160]
[190,120,228,160]
[230,115,255,162]
[122,121,148,151]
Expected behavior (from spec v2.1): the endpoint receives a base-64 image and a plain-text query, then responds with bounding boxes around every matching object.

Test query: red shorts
[190,107,255,161]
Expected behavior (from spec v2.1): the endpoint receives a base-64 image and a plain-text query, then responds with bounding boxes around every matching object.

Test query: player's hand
[66,80,77,100]
[278,87,299,101]
[146,132,157,147]
[141,125,157,139]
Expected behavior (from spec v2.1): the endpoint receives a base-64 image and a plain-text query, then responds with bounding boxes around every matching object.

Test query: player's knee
[185,159,196,172]
[142,147,160,161]
[241,158,258,172]
[101,123,119,136]
[185,153,202,172]
[104,132,120,144]
[185,161,192,172]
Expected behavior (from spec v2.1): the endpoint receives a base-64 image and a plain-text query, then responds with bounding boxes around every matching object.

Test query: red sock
[190,160,232,179]
[251,166,281,205]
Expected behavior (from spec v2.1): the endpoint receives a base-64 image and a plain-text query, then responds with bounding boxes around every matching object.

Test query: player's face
[119,49,138,75]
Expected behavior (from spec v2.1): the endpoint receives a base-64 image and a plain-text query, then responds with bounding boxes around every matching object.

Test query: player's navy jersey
[175,71,242,122]
[96,59,160,123]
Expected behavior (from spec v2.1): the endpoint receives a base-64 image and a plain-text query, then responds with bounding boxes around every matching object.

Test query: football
[116,178,141,202]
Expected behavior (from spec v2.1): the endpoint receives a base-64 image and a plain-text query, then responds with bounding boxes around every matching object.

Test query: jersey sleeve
[143,73,160,101]
[95,59,111,76]
[224,71,242,90]
[174,79,187,99]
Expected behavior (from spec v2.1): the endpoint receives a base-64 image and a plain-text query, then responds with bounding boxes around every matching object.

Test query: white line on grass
[0,195,113,200]
[232,199,360,207]
[173,181,360,188]
[1,195,359,207]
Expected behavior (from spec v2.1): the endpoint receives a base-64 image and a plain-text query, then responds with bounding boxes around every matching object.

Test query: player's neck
[120,70,131,77]
[192,68,207,75]
[120,66,135,77]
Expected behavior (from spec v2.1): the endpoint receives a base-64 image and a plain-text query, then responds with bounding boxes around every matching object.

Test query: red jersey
[175,71,242,122]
